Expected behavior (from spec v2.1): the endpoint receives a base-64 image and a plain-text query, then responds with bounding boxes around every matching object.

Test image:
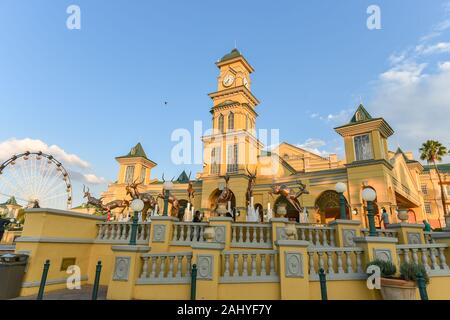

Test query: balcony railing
[137,252,193,284]
[171,222,209,245]
[397,243,450,276]
[220,250,279,283]
[95,222,151,244]
[231,223,273,248]
[308,247,366,281]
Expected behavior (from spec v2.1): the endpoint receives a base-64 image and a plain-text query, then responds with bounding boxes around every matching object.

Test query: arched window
[218,114,224,133]
[228,112,234,131]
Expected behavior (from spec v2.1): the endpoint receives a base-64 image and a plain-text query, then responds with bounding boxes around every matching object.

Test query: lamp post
[335,182,348,220]
[129,198,144,245]
[362,188,377,237]
[163,181,174,216]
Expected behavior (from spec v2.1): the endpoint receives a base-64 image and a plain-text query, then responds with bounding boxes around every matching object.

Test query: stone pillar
[276,240,310,300]
[354,236,399,267]
[208,217,233,250]
[149,216,178,252]
[387,223,425,245]
[271,218,288,248]
[328,219,361,247]
[191,242,224,300]
[107,245,150,300]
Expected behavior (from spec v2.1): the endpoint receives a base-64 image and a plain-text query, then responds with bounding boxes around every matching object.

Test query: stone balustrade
[231,223,272,248]
[137,252,193,284]
[96,222,151,244]
[296,225,335,247]
[171,222,209,244]
[361,228,398,238]
[220,250,279,283]
[397,243,450,276]
[308,247,366,280]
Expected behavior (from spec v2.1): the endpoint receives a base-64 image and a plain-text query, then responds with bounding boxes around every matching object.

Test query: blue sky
[0,0,449,206]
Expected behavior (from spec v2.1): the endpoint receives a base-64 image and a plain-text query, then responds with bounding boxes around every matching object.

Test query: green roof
[0,196,19,207]
[349,104,373,124]
[117,143,153,163]
[423,163,450,173]
[176,170,190,183]
[219,48,242,63]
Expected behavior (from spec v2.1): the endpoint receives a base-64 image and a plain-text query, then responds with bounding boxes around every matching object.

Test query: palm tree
[419,140,448,217]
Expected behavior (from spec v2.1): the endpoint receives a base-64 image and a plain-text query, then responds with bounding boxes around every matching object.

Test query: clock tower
[202,48,263,177]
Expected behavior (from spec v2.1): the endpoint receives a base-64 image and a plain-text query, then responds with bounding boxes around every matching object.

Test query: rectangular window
[425,203,432,214]
[140,167,147,183]
[421,184,428,195]
[447,186,450,196]
[354,134,373,161]
[227,144,238,173]
[125,165,135,184]
[210,147,221,175]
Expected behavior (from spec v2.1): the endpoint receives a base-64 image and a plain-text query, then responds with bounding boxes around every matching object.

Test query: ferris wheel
[0,151,72,210]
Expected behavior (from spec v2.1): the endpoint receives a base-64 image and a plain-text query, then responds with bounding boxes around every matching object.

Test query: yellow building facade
[10,49,450,301]
[102,48,447,229]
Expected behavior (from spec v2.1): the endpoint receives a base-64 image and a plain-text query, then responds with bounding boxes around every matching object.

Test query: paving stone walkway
[12,285,108,300]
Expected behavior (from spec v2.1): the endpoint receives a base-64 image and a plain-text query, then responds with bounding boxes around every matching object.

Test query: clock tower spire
[202,49,262,177]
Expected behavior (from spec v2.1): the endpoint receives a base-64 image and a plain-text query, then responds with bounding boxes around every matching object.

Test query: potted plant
[367,259,429,300]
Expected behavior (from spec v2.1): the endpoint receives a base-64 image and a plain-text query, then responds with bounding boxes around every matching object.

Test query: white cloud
[296,138,331,157]
[0,138,106,185]
[308,109,353,124]
[372,62,450,160]
[439,61,450,70]
[380,62,427,85]
[416,42,450,55]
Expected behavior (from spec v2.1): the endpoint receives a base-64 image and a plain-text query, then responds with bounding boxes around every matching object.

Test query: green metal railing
[191,264,198,300]
[37,260,50,300]
[319,268,328,301]
[417,272,429,300]
[92,261,102,300]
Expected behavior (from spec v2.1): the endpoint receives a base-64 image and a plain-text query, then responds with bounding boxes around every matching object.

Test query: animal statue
[83,185,104,210]
[157,174,180,217]
[103,199,130,214]
[187,171,195,201]
[245,166,257,206]
[269,181,309,214]
[215,175,233,211]
[126,180,158,218]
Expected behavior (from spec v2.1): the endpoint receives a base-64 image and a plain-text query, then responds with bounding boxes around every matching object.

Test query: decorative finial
[234,40,237,49]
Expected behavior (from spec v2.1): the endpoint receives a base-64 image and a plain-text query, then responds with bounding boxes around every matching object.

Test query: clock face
[243,77,249,88]
[223,74,235,87]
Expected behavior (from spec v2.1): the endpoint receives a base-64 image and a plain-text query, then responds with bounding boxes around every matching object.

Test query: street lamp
[129,198,144,245]
[362,188,377,237]
[335,182,348,220]
[163,181,174,216]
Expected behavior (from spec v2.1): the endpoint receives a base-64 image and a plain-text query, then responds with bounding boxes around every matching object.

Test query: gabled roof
[334,104,394,138]
[0,196,19,207]
[349,104,372,124]
[176,170,190,183]
[116,143,156,165]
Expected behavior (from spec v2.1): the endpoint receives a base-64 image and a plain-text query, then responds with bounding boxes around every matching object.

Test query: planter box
[380,278,416,300]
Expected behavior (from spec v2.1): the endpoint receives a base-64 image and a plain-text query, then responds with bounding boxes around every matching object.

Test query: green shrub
[367,259,397,277]
[400,261,429,284]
